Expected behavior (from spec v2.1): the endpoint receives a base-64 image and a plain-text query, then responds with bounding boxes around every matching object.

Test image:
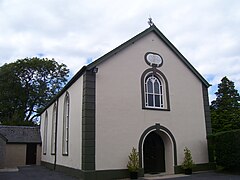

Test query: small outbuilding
[0,125,42,169]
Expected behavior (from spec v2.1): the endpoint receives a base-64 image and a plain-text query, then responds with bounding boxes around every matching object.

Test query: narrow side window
[62,92,70,155]
[43,111,48,155]
[51,103,57,155]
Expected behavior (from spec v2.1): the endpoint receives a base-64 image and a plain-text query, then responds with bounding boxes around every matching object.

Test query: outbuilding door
[26,143,37,165]
[143,131,165,173]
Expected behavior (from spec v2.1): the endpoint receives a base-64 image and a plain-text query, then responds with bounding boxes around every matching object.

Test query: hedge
[208,129,240,170]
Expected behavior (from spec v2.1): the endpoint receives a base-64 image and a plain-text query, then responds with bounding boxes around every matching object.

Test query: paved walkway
[0,166,240,180]
[0,165,78,180]
[140,171,240,180]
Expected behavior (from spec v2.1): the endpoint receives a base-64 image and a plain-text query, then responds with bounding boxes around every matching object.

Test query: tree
[0,57,69,124]
[210,76,240,133]
[0,64,26,123]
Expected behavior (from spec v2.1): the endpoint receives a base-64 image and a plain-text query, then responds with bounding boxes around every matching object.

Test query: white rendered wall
[41,75,83,170]
[56,76,83,170]
[40,103,55,164]
[95,32,208,172]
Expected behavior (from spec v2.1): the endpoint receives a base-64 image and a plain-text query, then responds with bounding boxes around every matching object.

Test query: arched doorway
[143,131,165,173]
[139,124,177,174]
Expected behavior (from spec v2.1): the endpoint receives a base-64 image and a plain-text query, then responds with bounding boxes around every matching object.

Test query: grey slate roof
[0,125,41,143]
[40,25,211,114]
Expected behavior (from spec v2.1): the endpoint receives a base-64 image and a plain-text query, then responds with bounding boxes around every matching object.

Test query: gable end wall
[95,31,209,171]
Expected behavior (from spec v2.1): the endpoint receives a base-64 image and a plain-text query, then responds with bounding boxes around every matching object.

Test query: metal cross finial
[148,17,154,26]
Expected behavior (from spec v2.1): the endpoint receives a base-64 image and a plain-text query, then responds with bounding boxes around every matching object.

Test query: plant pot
[130,171,138,179]
[184,168,192,175]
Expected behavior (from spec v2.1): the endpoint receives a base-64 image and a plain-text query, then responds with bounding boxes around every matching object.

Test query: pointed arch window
[62,92,70,155]
[145,75,164,108]
[43,111,48,155]
[141,69,170,110]
[51,103,57,155]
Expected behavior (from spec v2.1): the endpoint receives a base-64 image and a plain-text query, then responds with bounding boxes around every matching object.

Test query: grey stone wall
[0,137,6,169]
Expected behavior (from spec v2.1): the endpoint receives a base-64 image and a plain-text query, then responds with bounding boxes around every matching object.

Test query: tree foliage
[210,129,240,170]
[0,57,69,124]
[210,76,240,133]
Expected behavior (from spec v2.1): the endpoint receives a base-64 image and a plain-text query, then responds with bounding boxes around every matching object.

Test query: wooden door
[26,143,37,165]
[143,131,165,173]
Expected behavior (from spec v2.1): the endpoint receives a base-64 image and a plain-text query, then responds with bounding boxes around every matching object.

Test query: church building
[40,24,213,180]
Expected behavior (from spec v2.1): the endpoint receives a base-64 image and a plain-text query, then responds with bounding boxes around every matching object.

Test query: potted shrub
[127,147,139,179]
[181,147,195,175]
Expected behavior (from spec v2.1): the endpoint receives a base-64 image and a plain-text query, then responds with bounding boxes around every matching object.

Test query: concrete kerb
[117,174,189,180]
[142,174,189,179]
[0,168,19,172]
[118,171,217,180]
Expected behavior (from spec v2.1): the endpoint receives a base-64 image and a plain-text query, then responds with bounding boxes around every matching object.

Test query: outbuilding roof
[0,125,41,144]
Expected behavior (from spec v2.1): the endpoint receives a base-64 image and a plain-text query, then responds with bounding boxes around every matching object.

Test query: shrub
[214,129,240,170]
[181,147,195,170]
[127,147,139,172]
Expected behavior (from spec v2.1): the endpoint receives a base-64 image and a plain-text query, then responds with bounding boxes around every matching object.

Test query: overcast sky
[0,0,240,101]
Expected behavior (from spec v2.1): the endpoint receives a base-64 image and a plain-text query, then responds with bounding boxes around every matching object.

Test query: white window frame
[43,111,48,155]
[62,92,70,155]
[51,103,57,155]
[145,75,164,109]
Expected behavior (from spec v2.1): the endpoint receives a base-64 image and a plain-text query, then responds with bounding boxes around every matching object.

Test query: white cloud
[0,0,240,101]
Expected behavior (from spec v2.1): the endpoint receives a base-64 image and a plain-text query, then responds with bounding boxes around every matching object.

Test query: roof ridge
[87,24,210,87]
[40,24,210,115]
